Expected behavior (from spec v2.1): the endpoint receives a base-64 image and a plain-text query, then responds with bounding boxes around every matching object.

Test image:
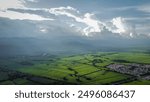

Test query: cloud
[0,0,25,10]
[48,6,136,37]
[40,28,48,33]
[0,0,53,21]
[39,26,48,33]
[0,10,54,21]
[0,1,136,37]
[110,6,136,11]
[112,4,150,13]
[82,13,104,36]
[0,0,38,10]
[111,17,126,34]
[137,4,150,13]
[49,6,105,36]
[0,2,147,38]
[26,0,38,2]
[106,17,135,37]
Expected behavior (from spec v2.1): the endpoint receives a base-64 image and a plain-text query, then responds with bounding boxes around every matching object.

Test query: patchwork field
[0,52,150,85]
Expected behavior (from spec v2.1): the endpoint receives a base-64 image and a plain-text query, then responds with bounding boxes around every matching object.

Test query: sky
[0,0,150,56]
[0,0,150,38]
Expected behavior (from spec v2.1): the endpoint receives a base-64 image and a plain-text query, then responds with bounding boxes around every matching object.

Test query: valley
[0,52,150,85]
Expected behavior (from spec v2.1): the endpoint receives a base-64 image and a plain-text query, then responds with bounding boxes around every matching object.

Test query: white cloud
[0,0,38,10]
[49,6,104,36]
[0,10,53,21]
[0,0,25,10]
[26,0,38,2]
[0,0,54,21]
[48,6,137,37]
[111,6,136,11]
[0,3,146,38]
[111,17,126,34]
[82,13,104,36]
[137,4,150,13]
[38,26,49,33]
[106,17,135,37]
[40,28,48,33]
[0,2,135,37]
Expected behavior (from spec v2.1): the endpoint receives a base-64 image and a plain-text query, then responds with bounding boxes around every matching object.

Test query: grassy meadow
[0,52,150,85]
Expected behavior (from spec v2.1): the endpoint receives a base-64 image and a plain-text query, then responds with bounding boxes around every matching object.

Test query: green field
[0,52,150,85]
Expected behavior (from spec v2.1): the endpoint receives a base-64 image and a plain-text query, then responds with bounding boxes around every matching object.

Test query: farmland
[0,52,150,85]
